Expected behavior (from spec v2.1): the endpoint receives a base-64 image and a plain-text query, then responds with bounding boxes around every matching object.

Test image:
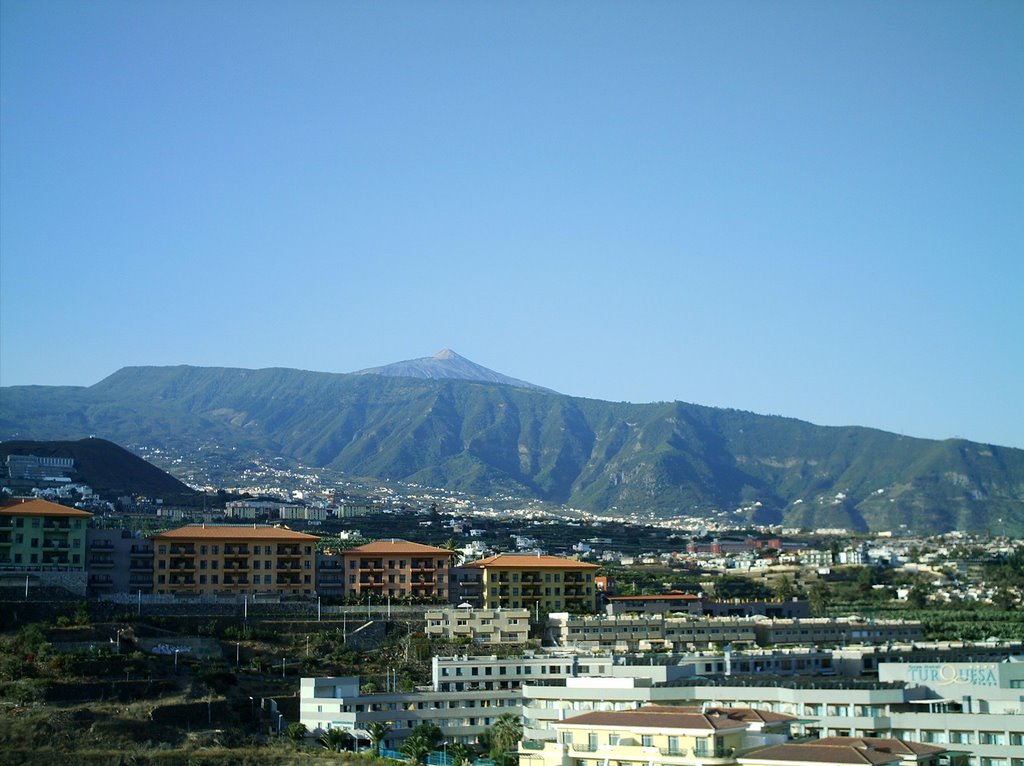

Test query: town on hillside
[2,450,1023,766]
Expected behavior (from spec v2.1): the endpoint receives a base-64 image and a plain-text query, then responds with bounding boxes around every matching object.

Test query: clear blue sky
[2,1,1022,448]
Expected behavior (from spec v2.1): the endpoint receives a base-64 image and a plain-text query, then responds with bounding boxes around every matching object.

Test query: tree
[906,585,928,609]
[442,538,463,565]
[284,721,308,743]
[448,741,476,766]
[808,581,830,617]
[402,737,433,766]
[320,727,352,752]
[408,722,443,751]
[772,575,795,601]
[367,720,392,755]
[489,713,523,765]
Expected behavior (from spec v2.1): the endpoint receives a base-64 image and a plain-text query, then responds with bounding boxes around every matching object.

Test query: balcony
[169,560,196,571]
[169,546,195,555]
[43,520,72,530]
[659,748,689,757]
[0,534,11,545]
[130,545,153,556]
[223,562,249,570]
[570,745,598,753]
[89,557,114,568]
[277,545,301,557]
[224,576,250,585]
[42,539,69,549]
[90,541,115,550]
[224,545,250,556]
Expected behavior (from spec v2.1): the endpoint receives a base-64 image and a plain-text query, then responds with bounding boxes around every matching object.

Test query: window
[641,735,653,748]
[981,732,1006,746]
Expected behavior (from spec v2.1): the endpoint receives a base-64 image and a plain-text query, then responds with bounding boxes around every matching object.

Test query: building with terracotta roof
[0,498,92,571]
[461,553,599,613]
[737,737,958,766]
[340,539,455,601]
[737,742,904,765]
[519,705,756,766]
[150,525,318,597]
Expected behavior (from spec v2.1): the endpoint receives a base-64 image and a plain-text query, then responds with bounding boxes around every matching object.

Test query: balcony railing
[659,748,689,757]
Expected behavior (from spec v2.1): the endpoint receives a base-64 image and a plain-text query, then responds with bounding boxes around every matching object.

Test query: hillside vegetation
[2,366,1023,533]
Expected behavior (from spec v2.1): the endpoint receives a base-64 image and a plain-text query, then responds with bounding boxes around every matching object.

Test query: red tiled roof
[463,553,599,570]
[738,743,902,765]
[0,498,92,518]
[703,707,797,725]
[557,708,747,732]
[151,525,318,541]
[344,540,455,555]
[815,737,948,756]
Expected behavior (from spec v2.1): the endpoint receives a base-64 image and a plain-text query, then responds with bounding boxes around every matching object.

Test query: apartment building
[548,613,758,651]
[520,706,754,766]
[150,525,318,597]
[752,617,923,647]
[461,554,600,613]
[606,594,810,619]
[340,540,455,601]
[300,675,522,747]
[0,498,91,570]
[425,607,531,645]
[522,655,1023,766]
[85,528,153,595]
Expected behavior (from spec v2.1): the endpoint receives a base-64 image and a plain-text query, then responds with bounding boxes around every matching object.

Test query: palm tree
[448,741,476,766]
[442,538,463,565]
[489,714,523,766]
[320,727,351,752]
[401,737,433,765]
[367,720,392,755]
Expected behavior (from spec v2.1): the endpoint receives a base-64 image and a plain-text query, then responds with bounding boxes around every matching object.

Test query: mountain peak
[353,351,553,392]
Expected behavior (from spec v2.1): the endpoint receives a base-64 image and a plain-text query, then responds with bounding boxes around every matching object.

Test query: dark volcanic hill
[1,363,1022,534]
[0,437,198,499]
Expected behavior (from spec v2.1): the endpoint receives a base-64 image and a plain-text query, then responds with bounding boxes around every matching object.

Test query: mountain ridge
[2,361,1022,534]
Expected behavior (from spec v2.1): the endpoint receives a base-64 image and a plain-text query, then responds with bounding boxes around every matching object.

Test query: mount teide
[2,352,1022,534]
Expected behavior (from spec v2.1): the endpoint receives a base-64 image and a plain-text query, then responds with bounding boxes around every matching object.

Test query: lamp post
[174,648,179,672]
[249,695,255,729]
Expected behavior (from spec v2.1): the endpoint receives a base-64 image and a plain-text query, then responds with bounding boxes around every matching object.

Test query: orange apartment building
[151,525,318,597]
[340,539,455,601]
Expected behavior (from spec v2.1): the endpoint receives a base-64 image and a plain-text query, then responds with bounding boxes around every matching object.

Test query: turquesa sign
[906,663,999,687]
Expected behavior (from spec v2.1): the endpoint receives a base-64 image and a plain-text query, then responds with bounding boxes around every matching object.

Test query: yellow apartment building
[340,539,455,601]
[521,706,750,766]
[462,553,599,613]
[151,525,318,597]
